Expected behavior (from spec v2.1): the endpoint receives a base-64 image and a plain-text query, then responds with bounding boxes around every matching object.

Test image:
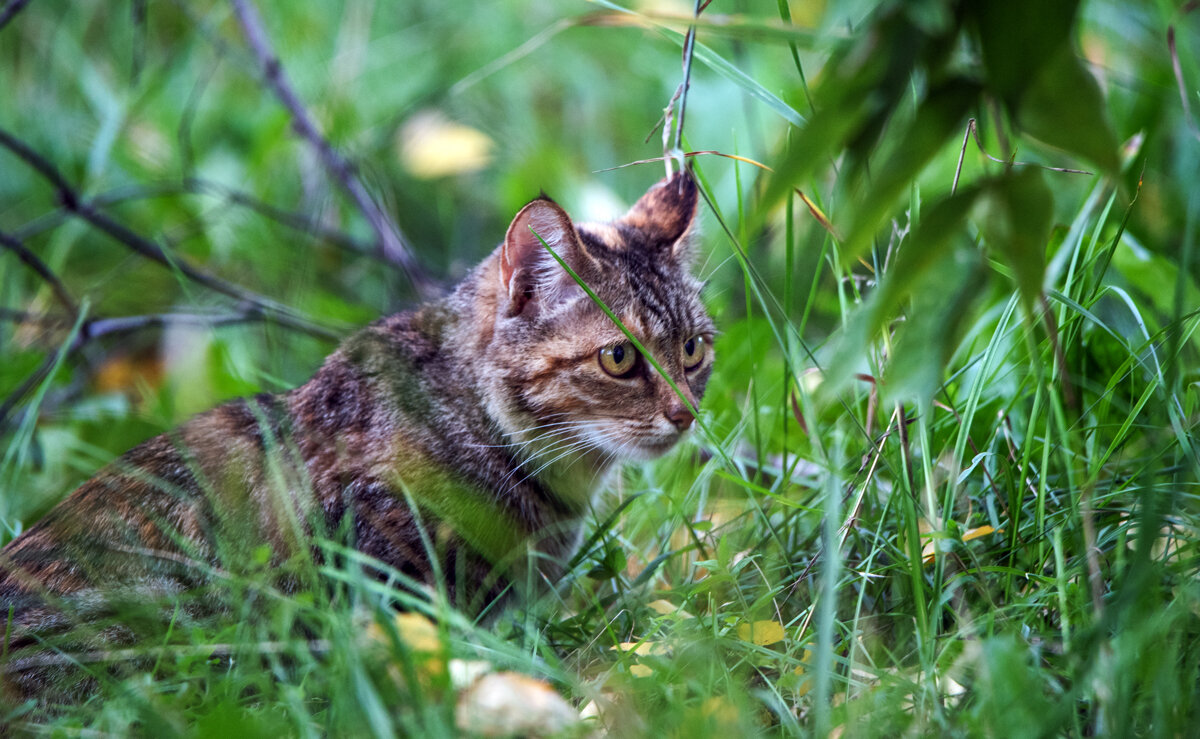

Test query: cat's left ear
[500,197,589,316]
[622,171,699,260]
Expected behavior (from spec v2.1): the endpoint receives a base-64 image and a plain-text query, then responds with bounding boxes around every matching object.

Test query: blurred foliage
[2,0,1200,735]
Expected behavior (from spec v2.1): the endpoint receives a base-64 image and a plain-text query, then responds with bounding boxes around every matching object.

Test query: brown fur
[0,172,714,700]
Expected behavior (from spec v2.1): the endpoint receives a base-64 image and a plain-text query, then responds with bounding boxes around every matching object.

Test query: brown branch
[82,310,269,340]
[0,127,337,341]
[0,230,78,316]
[965,118,1093,176]
[86,179,377,259]
[0,307,295,431]
[0,0,31,33]
[665,0,709,173]
[228,0,436,298]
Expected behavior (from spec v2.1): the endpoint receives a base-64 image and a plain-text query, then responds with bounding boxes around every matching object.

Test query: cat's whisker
[507,434,608,493]
[496,431,592,488]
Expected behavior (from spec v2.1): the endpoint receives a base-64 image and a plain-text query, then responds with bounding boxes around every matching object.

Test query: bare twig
[0,230,78,316]
[0,0,31,33]
[0,127,336,341]
[0,308,58,326]
[14,178,375,260]
[963,118,1093,176]
[82,310,269,340]
[665,0,709,174]
[952,118,972,194]
[228,0,436,297]
[0,307,295,431]
[597,149,773,173]
[88,179,377,258]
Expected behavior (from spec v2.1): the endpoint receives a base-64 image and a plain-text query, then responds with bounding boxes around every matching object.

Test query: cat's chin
[624,434,686,462]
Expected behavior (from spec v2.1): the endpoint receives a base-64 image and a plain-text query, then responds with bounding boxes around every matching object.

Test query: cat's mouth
[625,429,687,461]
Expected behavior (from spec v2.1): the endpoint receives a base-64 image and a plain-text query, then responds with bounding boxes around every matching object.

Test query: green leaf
[759,8,927,213]
[818,186,982,405]
[884,249,987,402]
[1017,44,1121,174]
[979,169,1054,312]
[971,0,1080,105]
[840,77,980,259]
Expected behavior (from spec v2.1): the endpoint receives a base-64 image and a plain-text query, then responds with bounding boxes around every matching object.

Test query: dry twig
[0,127,335,341]
[229,0,436,297]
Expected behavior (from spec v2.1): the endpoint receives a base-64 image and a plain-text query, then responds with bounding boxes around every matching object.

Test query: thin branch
[0,307,295,431]
[0,0,31,33]
[965,118,1093,175]
[228,0,436,298]
[666,0,708,172]
[0,127,337,341]
[88,178,377,259]
[0,308,58,325]
[82,310,269,340]
[597,149,773,173]
[0,230,78,316]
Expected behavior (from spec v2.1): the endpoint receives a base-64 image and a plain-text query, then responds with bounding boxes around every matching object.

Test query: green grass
[2,0,1199,735]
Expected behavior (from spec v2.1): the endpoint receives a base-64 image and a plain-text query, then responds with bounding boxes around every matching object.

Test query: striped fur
[0,172,713,700]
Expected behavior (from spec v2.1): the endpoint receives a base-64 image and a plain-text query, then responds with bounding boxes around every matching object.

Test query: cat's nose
[665,402,694,431]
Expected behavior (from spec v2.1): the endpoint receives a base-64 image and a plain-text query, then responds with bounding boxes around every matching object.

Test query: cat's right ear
[500,197,586,317]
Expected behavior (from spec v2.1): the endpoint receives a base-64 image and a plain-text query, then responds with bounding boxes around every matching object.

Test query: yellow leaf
[737,620,786,646]
[962,524,996,542]
[647,599,693,618]
[399,109,493,179]
[394,612,441,654]
[701,696,739,724]
[922,525,1001,565]
[611,639,669,656]
[629,664,654,678]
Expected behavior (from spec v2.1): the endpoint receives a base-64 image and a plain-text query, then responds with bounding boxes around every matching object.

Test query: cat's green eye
[682,335,707,370]
[599,341,639,377]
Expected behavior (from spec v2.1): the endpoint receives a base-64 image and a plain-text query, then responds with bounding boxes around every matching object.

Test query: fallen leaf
[921,525,1000,565]
[737,620,786,646]
[399,109,493,179]
[647,599,693,618]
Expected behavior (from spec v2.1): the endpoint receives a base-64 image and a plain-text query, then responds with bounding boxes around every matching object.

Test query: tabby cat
[0,171,713,699]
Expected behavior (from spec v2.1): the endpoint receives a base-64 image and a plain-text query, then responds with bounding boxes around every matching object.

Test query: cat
[0,171,713,700]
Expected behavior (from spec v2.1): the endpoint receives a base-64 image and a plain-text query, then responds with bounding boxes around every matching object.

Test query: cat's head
[480,172,714,472]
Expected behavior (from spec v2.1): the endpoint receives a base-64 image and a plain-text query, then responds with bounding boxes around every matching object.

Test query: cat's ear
[500,197,587,316]
[622,171,699,258]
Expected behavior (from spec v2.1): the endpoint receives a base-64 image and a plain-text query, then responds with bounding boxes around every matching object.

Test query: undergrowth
[2,0,1198,735]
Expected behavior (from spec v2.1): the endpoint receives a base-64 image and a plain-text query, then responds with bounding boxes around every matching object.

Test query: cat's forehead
[567,224,710,336]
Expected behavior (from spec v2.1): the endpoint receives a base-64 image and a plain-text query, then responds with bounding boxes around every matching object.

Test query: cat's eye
[682,335,707,370]
[599,341,639,377]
